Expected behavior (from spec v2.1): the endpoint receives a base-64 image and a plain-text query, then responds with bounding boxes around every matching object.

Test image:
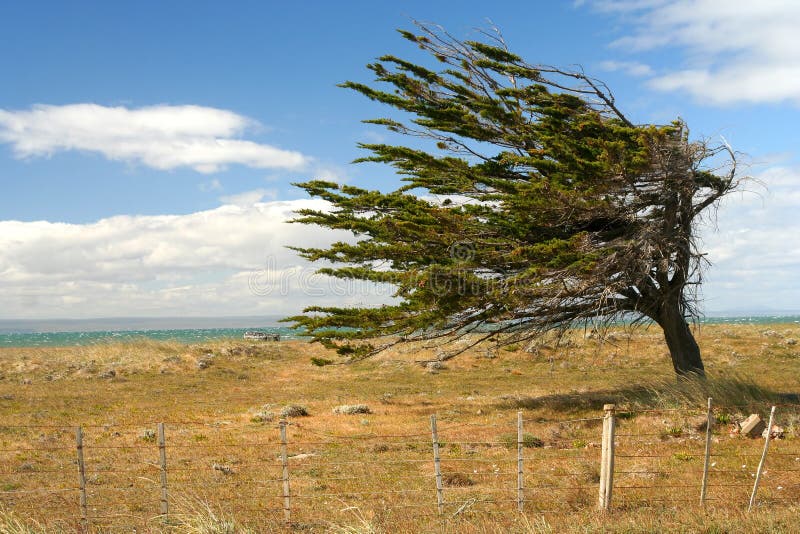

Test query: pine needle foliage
[286,22,740,376]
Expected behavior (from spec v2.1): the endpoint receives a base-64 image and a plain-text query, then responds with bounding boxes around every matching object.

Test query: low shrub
[499,432,544,449]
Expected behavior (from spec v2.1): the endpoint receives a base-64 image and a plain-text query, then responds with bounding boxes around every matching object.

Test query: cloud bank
[0,199,392,319]
[1,168,798,319]
[0,104,308,172]
[701,166,800,312]
[589,1,800,105]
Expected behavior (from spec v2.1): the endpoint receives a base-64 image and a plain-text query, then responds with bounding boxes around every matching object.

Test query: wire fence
[1,400,799,531]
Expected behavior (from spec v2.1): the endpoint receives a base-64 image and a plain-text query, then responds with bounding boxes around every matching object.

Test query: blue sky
[1,0,799,319]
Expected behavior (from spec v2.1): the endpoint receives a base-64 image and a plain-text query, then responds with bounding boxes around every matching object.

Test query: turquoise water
[1,316,798,348]
[705,315,800,325]
[0,326,301,347]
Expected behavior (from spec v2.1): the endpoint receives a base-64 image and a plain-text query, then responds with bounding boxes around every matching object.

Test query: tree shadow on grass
[497,372,800,414]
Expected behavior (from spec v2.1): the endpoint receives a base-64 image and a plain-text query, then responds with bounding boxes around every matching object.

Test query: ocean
[0,326,300,347]
[0,315,798,348]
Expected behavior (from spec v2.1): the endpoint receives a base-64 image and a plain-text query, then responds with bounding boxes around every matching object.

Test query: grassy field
[1,322,800,532]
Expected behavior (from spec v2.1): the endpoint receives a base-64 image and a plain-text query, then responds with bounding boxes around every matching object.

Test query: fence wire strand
[3,402,800,529]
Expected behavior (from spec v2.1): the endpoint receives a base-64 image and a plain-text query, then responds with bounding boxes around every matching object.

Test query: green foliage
[286,22,737,370]
[310,357,334,367]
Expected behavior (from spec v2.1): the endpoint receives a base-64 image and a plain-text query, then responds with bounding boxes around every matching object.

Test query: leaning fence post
[157,423,169,517]
[598,404,616,511]
[430,414,444,515]
[748,405,776,512]
[700,397,713,506]
[517,411,524,513]
[279,419,291,524]
[75,426,88,533]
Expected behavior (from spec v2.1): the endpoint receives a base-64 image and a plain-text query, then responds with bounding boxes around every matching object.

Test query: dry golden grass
[1,323,799,532]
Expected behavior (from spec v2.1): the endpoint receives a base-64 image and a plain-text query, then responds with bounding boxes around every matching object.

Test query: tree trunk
[659,307,705,377]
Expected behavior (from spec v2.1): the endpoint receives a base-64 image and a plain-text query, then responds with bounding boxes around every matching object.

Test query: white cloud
[0,200,395,319]
[701,166,800,312]
[311,163,350,184]
[0,103,308,173]
[199,179,223,192]
[585,1,800,105]
[219,188,277,207]
[597,60,653,77]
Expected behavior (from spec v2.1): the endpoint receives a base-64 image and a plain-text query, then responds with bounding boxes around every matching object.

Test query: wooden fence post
[606,404,616,510]
[75,426,88,533]
[700,397,713,506]
[598,404,616,511]
[158,423,169,517]
[517,411,524,513]
[749,406,776,511]
[598,409,607,510]
[279,419,291,524]
[430,414,444,515]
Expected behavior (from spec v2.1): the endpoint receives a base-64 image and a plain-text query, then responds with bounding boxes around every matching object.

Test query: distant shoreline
[0,316,798,348]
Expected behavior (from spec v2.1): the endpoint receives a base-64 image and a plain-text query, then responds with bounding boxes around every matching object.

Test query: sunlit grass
[0,322,798,531]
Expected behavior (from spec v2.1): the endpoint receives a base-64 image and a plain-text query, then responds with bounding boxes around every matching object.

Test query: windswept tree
[287,24,739,377]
